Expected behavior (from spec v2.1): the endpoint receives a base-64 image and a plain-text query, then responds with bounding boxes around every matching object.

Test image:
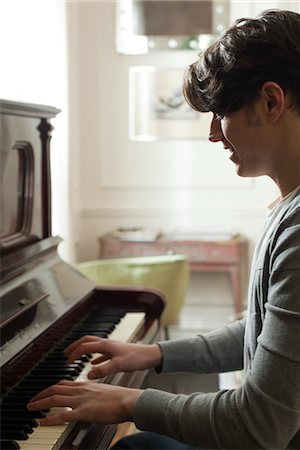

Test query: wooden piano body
[0,100,165,450]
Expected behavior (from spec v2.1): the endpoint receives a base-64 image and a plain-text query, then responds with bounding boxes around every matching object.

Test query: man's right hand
[64,336,163,380]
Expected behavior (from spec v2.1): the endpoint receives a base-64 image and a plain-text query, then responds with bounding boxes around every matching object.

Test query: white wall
[66,1,300,263]
[0,0,71,257]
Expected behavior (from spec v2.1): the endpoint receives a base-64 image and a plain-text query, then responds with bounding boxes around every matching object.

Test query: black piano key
[0,419,38,428]
[18,376,58,384]
[7,387,50,398]
[31,368,82,376]
[50,346,94,355]
[6,388,42,396]
[1,402,46,411]
[47,345,93,359]
[0,431,28,441]
[63,325,102,338]
[11,385,69,394]
[28,366,77,374]
[60,337,104,345]
[1,401,27,408]
[43,355,85,363]
[82,318,119,325]
[8,402,47,413]
[74,324,112,329]
[74,359,86,367]
[88,313,124,321]
[2,394,35,401]
[29,367,81,376]
[80,354,91,362]
[3,425,33,435]
[22,373,72,379]
[18,374,73,387]
[90,315,122,321]
[46,351,93,361]
[3,409,47,419]
[74,324,115,331]
[43,354,68,360]
[0,441,20,450]
[14,383,55,391]
[38,361,84,369]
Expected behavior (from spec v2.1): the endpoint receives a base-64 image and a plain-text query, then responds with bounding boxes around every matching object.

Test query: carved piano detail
[0,100,165,450]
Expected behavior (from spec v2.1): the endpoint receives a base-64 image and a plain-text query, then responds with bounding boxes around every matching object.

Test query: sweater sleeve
[134,221,300,449]
[157,318,245,374]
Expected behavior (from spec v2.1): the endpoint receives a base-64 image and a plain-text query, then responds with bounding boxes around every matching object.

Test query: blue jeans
[111,431,204,450]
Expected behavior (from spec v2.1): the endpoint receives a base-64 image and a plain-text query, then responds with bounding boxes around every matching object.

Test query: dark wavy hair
[183,9,300,116]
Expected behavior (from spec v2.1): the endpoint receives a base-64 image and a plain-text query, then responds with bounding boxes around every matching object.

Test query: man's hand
[27,380,142,426]
[64,337,163,380]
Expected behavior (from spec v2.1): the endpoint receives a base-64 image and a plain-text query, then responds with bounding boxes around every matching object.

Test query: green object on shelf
[76,255,189,326]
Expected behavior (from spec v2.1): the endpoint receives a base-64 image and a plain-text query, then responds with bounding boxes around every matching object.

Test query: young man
[28,9,300,449]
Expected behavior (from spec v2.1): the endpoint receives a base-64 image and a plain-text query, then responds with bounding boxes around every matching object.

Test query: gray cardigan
[134,189,300,449]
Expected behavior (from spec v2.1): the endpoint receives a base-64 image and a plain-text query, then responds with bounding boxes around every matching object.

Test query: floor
[169,271,240,338]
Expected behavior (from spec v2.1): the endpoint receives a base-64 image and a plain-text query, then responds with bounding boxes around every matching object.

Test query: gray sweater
[134,188,300,449]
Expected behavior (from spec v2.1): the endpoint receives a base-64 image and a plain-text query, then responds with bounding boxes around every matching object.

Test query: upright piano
[0,100,165,450]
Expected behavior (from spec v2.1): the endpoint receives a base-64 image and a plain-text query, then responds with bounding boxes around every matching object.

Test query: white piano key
[17,445,56,450]
[109,312,145,341]
[18,437,58,444]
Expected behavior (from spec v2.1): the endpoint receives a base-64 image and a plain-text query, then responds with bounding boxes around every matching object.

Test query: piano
[0,100,165,450]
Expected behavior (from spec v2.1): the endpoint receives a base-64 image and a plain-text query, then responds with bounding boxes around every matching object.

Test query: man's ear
[260,81,285,122]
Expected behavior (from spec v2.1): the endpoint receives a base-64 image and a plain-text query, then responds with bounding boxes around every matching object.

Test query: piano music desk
[99,234,249,314]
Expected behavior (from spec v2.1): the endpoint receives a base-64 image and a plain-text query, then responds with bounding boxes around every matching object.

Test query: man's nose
[209,114,223,142]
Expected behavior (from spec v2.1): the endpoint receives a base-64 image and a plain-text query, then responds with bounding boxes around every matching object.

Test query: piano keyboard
[0,310,145,450]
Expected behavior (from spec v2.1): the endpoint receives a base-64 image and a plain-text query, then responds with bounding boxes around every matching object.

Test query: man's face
[208,103,273,178]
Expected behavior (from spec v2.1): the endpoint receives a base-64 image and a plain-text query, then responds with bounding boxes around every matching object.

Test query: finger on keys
[65,341,107,364]
[64,335,102,356]
[91,354,109,365]
[28,380,80,403]
[40,407,74,426]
